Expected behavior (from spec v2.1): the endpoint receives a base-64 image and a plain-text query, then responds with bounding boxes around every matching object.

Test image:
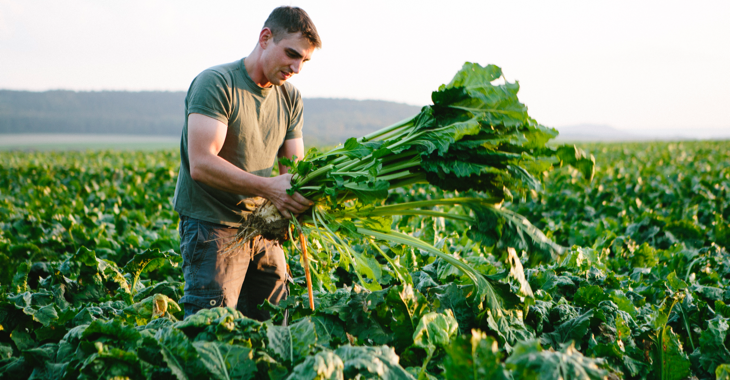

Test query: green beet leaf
[77,346,144,380]
[11,260,31,294]
[156,326,210,380]
[506,340,608,380]
[334,345,415,380]
[483,309,535,348]
[286,349,344,380]
[265,317,318,367]
[573,285,610,309]
[123,248,181,296]
[428,284,475,336]
[124,293,182,324]
[173,307,244,332]
[412,310,459,352]
[192,340,256,380]
[539,310,594,350]
[696,315,730,374]
[384,285,430,351]
[80,319,141,352]
[443,330,508,380]
[717,364,730,380]
[554,145,596,181]
[651,326,691,380]
[11,327,37,351]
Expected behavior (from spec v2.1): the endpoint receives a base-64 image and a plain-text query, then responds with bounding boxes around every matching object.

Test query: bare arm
[277,138,305,174]
[187,113,311,218]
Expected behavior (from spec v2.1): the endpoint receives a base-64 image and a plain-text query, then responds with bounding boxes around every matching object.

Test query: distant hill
[303,98,420,146]
[0,90,421,146]
[554,124,643,142]
[553,123,730,142]
[553,123,697,142]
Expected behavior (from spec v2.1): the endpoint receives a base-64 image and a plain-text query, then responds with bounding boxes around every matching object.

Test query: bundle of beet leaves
[228,62,595,306]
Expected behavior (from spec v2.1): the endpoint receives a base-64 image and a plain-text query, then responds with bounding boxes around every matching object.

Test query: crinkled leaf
[124,293,181,322]
[697,315,730,374]
[466,204,565,264]
[78,346,143,379]
[411,271,438,293]
[443,330,508,380]
[173,307,243,331]
[484,309,534,348]
[334,345,415,380]
[343,179,390,205]
[266,317,318,366]
[573,285,609,309]
[429,284,475,336]
[717,364,730,380]
[286,349,344,380]
[11,260,31,293]
[192,340,256,380]
[442,62,503,89]
[652,326,691,380]
[81,318,141,351]
[539,310,593,349]
[123,248,181,295]
[384,285,430,351]
[156,326,209,380]
[506,340,607,380]
[554,145,596,181]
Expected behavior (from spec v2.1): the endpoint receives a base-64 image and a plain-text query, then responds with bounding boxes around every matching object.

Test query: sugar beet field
[1,140,730,379]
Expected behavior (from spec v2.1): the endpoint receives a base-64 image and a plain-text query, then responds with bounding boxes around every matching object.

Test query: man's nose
[290,60,304,74]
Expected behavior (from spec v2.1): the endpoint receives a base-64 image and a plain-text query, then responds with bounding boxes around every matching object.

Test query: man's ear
[259,27,273,49]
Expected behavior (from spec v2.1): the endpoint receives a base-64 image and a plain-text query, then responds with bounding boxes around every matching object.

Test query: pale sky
[1,0,729,137]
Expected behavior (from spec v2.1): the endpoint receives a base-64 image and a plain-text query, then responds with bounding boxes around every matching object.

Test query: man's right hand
[266,173,313,219]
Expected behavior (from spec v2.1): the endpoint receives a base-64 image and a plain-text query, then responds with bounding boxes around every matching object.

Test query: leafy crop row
[1,140,730,379]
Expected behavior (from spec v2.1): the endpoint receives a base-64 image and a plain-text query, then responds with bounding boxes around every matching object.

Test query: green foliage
[123,248,181,295]
[443,330,508,380]
[2,98,730,379]
[717,364,730,380]
[506,340,608,380]
[695,315,730,374]
[652,326,691,380]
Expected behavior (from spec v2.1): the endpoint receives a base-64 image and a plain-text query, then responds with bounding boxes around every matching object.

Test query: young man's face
[261,31,314,86]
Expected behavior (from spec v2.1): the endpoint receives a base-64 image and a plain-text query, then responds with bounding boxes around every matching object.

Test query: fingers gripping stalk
[221,177,309,257]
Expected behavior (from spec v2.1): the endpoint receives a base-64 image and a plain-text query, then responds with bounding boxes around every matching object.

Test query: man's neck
[243,53,272,88]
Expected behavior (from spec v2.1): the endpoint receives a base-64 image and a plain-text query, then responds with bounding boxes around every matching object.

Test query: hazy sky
[1,0,729,137]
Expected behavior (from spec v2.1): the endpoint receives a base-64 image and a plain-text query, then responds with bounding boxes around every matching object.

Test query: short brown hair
[264,6,322,49]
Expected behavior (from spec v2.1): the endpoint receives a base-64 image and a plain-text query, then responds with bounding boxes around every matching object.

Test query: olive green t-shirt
[173,58,304,227]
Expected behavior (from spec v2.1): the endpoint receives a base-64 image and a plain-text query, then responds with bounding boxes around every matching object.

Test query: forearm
[190,154,270,198]
[277,138,305,175]
[278,162,289,175]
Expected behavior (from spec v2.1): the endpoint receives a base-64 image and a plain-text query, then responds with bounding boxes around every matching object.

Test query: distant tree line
[0,90,420,146]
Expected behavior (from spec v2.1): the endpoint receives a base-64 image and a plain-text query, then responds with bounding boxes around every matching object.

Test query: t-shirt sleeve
[285,85,304,140]
[186,70,232,125]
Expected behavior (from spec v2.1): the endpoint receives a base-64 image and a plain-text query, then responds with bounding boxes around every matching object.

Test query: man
[172,6,321,321]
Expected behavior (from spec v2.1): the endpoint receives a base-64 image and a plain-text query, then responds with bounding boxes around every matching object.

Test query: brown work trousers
[177,215,288,321]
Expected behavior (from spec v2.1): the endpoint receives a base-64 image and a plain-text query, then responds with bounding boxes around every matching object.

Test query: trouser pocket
[180,217,210,272]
